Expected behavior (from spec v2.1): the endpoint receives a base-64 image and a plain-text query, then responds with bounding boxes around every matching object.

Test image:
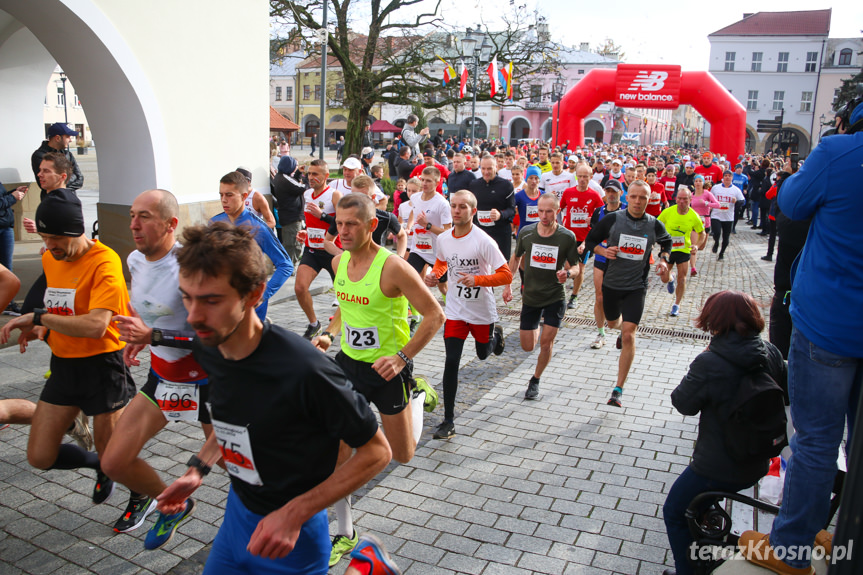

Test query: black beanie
[35,189,85,237]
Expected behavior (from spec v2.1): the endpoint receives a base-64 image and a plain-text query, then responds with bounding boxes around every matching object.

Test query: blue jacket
[210,210,294,302]
[779,131,863,357]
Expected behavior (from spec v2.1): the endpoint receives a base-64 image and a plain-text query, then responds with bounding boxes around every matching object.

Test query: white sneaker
[591,334,605,349]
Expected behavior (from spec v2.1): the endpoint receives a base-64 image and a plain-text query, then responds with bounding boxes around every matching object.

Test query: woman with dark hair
[662,290,786,575]
[757,167,775,236]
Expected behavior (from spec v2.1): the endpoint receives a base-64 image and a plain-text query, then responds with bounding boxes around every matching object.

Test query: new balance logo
[628,71,668,92]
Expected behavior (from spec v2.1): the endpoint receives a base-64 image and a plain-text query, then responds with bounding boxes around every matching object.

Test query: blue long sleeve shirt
[778,132,863,357]
[210,210,294,302]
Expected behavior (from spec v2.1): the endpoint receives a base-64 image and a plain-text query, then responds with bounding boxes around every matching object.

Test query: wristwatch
[32,308,46,326]
[425,222,432,231]
[320,331,334,343]
[187,454,211,477]
[151,328,164,345]
[659,254,670,263]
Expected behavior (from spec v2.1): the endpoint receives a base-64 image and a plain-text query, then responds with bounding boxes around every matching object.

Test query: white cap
[342,157,362,170]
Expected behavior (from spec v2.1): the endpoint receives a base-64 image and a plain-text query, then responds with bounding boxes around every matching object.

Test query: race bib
[154,380,199,422]
[211,417,262,486]
[719,202,731,211]
[413,230,433,253]
[344,322,380,350]
[529,243,559,270]
[526,205,539,222]
[454,284,482,301]
[569,209,589,228]
[617,234,648,261]
[307,227,325,248]
[45,287,75,316]
[477,210,494,227]
[671,235,686,250]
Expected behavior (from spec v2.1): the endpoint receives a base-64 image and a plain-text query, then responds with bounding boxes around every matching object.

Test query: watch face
[152,329,162,343]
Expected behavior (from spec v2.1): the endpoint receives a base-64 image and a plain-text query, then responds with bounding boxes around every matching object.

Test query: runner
[584,181,672,407]
[311,193,444,566]
[688,177,720,275]
[709,170,745,261]
[657,187,706,317]
[538,152,575,199]
[583,180,626,349]
[424,190,510,439]
[0,190,137,527]
[100,190,214,547]
[126,221,393,574]
[533,146,552,173]
[294,159,342,339]
[502,193,580,400]
[210,171,293,321]
[332,157,388,210]
[559,163,604,310]
[694,151,724,187]
[397,178,421,259]
[236,167,276,229]
[406,167,452,296]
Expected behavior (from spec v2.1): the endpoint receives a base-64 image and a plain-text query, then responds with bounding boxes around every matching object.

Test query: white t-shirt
[710,184,745,222]
[398,200,415,250]
[435,226,507,325]
[411,192,452,265]
[498,168,512,182]
[587,179,604,195]
[540,171,576,199]
[244,188,264,219]
[331,178,387,205]
[127,246,200,378]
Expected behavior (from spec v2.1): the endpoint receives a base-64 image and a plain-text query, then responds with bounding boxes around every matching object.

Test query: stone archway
[584,119,605,142]
[508,117,531,144]
[763,125,810,156]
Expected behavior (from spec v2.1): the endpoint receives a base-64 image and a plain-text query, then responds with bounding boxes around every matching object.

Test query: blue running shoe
[144,498,195,550]
[347,533,402,575]
[666,277,675,295]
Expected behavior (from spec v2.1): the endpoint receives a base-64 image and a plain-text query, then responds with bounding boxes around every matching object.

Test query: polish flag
[459,61,468,99]
[486,56,500,97]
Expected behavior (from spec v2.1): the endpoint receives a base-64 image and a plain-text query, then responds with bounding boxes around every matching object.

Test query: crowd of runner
[0,130,812,574]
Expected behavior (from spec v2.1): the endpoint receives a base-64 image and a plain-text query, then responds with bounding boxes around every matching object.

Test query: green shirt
[657,206,704,253]
[515,223,580,307]
[335,248,409,363]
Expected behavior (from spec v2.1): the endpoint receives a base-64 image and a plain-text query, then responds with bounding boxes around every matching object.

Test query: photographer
[740,90,863,574]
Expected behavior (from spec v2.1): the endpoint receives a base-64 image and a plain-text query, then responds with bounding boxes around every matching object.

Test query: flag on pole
[437,55,457,86]
[505,62,513,100]
[459,60,468,99]
[486,56,500,97]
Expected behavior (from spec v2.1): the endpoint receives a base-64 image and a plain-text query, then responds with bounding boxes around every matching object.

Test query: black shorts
[407,252,447,283]
[140,370,211,424]
[520,299,566,330]
[594,259,607,273]
[336,351,413,415]
[602,286,647,326]
[299,247,335,279]
[668,251,691,265]
[41,350,135,416]
[574,240,589,264]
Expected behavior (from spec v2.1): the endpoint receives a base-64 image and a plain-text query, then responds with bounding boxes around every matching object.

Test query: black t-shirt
[328,208,400,248]
[193,323,378,515]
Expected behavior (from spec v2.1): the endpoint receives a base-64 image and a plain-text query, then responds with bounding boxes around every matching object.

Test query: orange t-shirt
[42,240,129,358]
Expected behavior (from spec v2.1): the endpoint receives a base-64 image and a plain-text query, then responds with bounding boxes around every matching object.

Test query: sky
[389,1,862,71]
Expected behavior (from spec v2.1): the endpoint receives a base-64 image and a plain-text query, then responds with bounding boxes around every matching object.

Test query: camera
[835,83,863,134]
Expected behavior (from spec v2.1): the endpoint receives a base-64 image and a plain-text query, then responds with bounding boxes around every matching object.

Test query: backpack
[711,349,789,464]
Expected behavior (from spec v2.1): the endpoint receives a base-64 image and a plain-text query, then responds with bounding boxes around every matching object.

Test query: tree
[271,1,563,157]
[595,38,625,61]
[834,71,863,112]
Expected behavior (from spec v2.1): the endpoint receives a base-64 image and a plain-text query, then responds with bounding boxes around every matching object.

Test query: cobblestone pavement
[0,228,777,574]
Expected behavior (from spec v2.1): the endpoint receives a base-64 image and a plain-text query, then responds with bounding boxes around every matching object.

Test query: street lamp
[461,28,491,144]
[56,71,68,124]
[552,74,565,149]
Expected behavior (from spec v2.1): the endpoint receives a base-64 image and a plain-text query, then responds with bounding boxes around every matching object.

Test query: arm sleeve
[778,148,831,221]
[259,228,294,300]
[703,192,721,210]
[0,190,16,210]
[474,264,512,287]
[66,155,84,190]
[671,353,711,416]
[584,212,615,252]
[432,258,447,279]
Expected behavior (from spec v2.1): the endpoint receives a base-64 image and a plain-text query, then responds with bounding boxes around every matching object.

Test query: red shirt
[659,176,677,203]
[560,186,604,241]
[646,182,665,217]
[694,163,724,187]
[410,162,450,194]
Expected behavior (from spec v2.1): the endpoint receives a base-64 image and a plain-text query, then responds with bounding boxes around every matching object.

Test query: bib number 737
[455,285,481,300]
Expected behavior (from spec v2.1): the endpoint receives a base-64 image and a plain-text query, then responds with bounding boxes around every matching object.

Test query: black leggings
[443,336,494,422]
[710,220,733,256]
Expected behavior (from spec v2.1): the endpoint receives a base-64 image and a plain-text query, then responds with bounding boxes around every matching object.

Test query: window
[511,83,520,99]
[314,84,321,100]
[530,85,542,103]
[805,52,818,72]
[751,52,762,72]
[800,91,813,112]
[303,85,310,100]
[285,87,293,101]
[838,48,853,66]
[577,69,584,75]
[773,91,784,111]
[724,51,735,71]
[275,86,282,101]
[747,90,758,111]
[335,83,344,100]
[777,52,789,73]
[56,85,65,106]
[73,94,81,107]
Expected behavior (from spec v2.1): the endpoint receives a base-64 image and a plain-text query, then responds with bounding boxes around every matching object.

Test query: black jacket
[31,141,84,195]
[672,331,787,484]
[270,171,306,225]
[0,183,18,229]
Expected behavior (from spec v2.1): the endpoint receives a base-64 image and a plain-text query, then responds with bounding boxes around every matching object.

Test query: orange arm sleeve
[474,264,513,287]
[432,259,448,278]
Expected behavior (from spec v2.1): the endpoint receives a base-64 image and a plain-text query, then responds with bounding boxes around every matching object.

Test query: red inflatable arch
[552,65,746,159]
